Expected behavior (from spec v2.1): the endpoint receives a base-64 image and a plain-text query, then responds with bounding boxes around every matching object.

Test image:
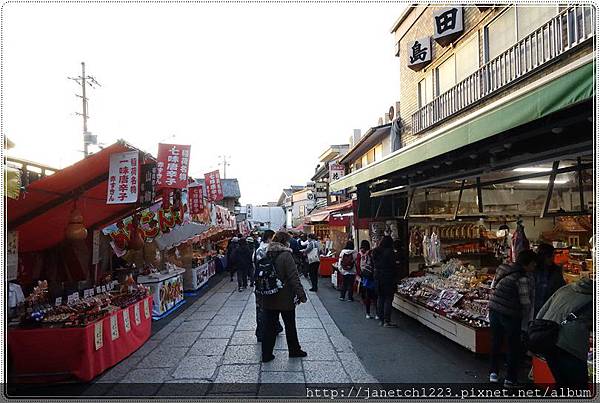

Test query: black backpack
[254,252,284,296]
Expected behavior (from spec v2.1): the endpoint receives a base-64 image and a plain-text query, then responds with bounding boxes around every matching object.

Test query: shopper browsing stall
[534,243,566,317]
[488,249,537,386]
[338,241,357,302]
[305,234,321,292]
[372,236,399,327]
[356,240,377,319]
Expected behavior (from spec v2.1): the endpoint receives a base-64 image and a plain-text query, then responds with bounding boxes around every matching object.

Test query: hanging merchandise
[430,230,442,264]
[511,220,530,262]
[422,233,431,266]
[128,215,144,250]
[65,208,88,241]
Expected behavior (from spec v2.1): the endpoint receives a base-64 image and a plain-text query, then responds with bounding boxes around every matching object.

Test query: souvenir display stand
[137,268,185,320]
[184,260,216,294]
[8,294,152,383]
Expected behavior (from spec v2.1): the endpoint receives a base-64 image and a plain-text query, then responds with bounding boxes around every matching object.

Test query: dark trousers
[376,283,394,323]
[255,301,283,340]
[489,310,522,382]
[361,286,377,315]
[340,274,355,300]
[262,309,301,359]
[248,265,255,286]
[237,267,247,288]
[308,262,320,290]
[545,347,589,389]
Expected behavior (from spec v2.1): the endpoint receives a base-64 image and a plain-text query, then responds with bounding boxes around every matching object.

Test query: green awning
[331,61,595,192]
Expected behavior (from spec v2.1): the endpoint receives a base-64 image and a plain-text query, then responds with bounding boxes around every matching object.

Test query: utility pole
[68,62,101,158]
[219,155,231,179]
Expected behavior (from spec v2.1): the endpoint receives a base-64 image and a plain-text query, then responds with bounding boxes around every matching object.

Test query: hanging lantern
[65,208,88,241]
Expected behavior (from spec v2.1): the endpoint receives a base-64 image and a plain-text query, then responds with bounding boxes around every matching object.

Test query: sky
[4,2,403,205]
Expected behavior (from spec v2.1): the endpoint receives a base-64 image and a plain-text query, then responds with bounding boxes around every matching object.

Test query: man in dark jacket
[534,243,566,316]
[261,231,308,363]
[226,237,239,282]
[230,238,253,291]
[488,249,537,386]
[372,236,399,328]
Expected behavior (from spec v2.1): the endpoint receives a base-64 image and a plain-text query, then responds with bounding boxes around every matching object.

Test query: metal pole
[81,62,88,157]
[540,161,561,218]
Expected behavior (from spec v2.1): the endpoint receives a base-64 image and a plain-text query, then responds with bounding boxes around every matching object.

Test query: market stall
[8,280,152,383]
[137,266,185,320]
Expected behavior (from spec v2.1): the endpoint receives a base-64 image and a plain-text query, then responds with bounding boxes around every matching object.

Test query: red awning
[304,200,353,224]
[7,141,153,253]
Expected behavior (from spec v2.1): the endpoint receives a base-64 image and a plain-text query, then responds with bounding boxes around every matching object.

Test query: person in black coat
[230,238,253,291]
[534,243,566,316]
[372,236,399,327]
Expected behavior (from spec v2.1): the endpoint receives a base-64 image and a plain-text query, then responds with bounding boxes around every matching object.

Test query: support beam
[476,177,483,213]
[404,187,415,220]
[577,157,586,212]
[453,180,466,221]
[540,161,560,218]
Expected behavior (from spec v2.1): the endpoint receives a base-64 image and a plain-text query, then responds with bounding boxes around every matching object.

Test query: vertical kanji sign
[107,151,139,204]
[204,170,224,202]
[188,185,204,214]
[156,143,191,189]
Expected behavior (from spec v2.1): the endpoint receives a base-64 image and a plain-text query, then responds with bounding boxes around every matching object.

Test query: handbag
[307,242,320,264]
[527,300,592,355]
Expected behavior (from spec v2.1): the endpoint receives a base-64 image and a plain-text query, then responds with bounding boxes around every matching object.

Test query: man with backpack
[257,231,307,363]
[488,249,537,386]
[253,230,282,342]
[337,241,357,301]
[304,234,321,292]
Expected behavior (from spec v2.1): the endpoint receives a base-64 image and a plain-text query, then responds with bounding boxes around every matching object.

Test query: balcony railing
[411,5,595,135]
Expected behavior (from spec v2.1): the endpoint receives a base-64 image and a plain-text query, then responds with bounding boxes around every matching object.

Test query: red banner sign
[204,170,224,202]
[188,185,204,215]
[156,143,191,189]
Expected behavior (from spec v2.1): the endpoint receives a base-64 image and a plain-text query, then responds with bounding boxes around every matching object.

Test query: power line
[68,62,101,158]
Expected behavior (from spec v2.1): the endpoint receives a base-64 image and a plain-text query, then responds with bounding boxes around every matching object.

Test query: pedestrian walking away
[535,277,593,389]
[305,233,321,292]
[226,237,239,282]
[488,249,536,386]
[253,230,283,342]
[356,240,378,319]
[372,236,399,327]
[260,231,308,363]
[230,237,253,291]
[338,241,357,302]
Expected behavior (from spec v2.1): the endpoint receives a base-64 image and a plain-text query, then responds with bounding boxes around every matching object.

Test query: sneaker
[503,379,517,388]
[308,288,317,292]
[489,373,499,383]
[289,350,308,358]
[366,314,372,319]
[348,298,354,302]
[262,354,275,363]
[338,297,345,301]
[238,287,243,292]
[383,322,398,328]
[375,316,380,320]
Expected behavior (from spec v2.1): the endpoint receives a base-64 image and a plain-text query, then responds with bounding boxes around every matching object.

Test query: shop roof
[221,178,241,199]
[7,141,155,253]
[155,222,210,251]
[305,200,353,223]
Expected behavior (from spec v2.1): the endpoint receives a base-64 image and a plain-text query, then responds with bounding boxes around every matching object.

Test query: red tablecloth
[8,296,152,383]
[319,257,337,277]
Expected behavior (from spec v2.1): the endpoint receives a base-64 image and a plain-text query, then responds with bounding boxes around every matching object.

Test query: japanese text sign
[433,6,463,42]
[156,143,191,189]
[188,185,205,215]
[107,151,140,204]
[407,37,432,69]
[204,170,224,202]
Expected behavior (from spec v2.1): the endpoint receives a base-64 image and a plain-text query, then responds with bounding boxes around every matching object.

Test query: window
[374,144,383,161]
[418,72,434,107]
[456,33,479,82]
[485,6,558,61]
[366,148,375,164]
[486,7,516,61]
[436,55,456,96]
[361,154,368,168]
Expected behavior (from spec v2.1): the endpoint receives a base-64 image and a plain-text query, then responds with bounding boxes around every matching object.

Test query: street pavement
[88,275,376,397]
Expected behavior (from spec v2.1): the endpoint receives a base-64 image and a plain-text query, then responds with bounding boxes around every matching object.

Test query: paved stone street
[91,276,376,397]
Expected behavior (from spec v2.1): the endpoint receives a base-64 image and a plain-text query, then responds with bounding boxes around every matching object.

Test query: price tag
[134,303,141,325]
[94,322,103,350]
[143,299,150,319]
[110,315,119,340]
[96,286,102,294]
[74,292,80,302]
[55,297,62,306]
[101,285,107,293]
[123,309,131,333]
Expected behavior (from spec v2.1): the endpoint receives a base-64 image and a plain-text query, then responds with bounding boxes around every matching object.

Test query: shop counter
[319,256,337,277]
[393,294,491,354]
[138,268,185,320]
[184,261,216,294]
[7,296,152,383]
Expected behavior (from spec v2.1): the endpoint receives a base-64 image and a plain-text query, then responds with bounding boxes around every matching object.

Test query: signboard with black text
[407,37,432,70]
[433,6,463,44]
